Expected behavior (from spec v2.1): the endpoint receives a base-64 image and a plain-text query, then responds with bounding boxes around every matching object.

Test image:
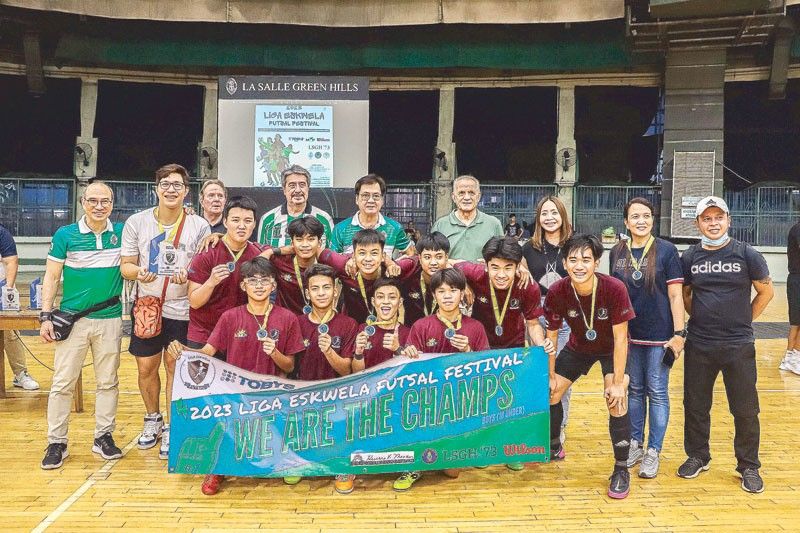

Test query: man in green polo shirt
[257,165,334,248]
[39,181,125,470]
[432,174,503,261]
[330,173,413,257]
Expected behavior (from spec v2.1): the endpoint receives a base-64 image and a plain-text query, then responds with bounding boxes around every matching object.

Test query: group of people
[5,162,776,500]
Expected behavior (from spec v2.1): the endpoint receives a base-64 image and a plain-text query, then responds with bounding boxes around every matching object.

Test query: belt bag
[51,296,120,341]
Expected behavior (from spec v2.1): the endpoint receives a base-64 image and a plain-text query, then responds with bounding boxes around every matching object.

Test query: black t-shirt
[682,239,769,346]
[505,223,522,238]
[522,240,567,296]
[788,222,800,275]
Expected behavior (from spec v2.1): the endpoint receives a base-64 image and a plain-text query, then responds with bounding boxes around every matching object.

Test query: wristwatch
[674,328,687,338]
[39,311,52,324]
[353,353,365,361]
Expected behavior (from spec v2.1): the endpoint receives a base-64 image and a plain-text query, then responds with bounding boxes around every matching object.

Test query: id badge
[158,243,179,276]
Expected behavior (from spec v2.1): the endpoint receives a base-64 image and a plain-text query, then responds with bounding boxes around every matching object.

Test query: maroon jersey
[455,261,542,349]
[543,273,635,356]
[406,314,490,354]
[395,256,436,325]
[297,312,359,381]
[187,241,263,344]
[318,249,416,324]
[357,323,410,368]
[206,304,304,376]
[271,254,313,315]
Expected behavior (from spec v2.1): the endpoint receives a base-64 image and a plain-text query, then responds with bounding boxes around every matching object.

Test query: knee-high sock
[609,413,631,471]
[550,402,564,449]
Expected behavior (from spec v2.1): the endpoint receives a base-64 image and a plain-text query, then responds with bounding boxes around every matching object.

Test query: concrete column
[433,86,455,220]
[199,82,219,180]
[554,85,577,220]
[75,77,99,211]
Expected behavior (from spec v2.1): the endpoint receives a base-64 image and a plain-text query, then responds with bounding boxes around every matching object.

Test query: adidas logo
[690,261,742,274]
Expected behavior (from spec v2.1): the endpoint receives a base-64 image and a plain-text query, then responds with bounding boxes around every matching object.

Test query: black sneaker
[740,468,764,493]
[608,469,630,499]
[92,433,122,460]
[41,443,68,470]
[677,457,710,479]
[550,445,566,461]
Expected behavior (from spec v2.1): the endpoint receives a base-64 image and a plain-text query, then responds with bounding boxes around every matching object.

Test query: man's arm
[751,277,774,321]
[39,258,65,342]
[611,321,629,385]
[267,348,295,374]
[323,348,352,376]
[2,254,19,288]
[546,328,559,377]
[682,285,693,315]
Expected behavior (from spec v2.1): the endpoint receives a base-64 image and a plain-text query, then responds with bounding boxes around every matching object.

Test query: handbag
[132,211,188,339]
[51,296,121,341]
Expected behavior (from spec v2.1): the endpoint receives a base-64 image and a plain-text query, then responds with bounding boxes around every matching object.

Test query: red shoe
[201,474,224,495]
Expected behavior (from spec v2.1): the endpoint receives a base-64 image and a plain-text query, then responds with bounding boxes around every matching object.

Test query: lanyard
[249,303,273,337]
[489,282,513,330]
[293,256,310,308]
[155,207,185,244]
[222,236,247,263]
[419,273,437,316]
[436,312,462,333]
[626,235,655,274]
[311,307,335,326]
[571,276,597,333]
[357,272,376,318]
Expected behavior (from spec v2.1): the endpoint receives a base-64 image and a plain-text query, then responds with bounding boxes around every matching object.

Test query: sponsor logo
[303,339,310,347]
[422,448,438,464]
[179,354,216,390]
[350,451,414,466]
[478,296,488,304]
[427,338,438,347]
[503,443,546,457]
[597,308,609,320]
[237,375,296,391]
[690,261,742,274]
[409,291,421,300]
[225,77,238,96]
[282,273,293,282]
[234,329,247,338]
[510,298,520,310]
[567,309,578,318]
[220,369,238,383]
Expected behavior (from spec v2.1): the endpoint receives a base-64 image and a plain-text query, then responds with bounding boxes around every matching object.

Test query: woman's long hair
[612,197,658,292]
[530,196,573,251]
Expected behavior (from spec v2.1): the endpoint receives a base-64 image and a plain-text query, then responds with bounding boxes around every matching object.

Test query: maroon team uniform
[455,262,542,349]
[406,314,490,354]
[297,312,359,381]
[270,254,314,315]
[187,242,263,345]
[206,304,305,376]
[394,256,436,324]
[357,323,410,368]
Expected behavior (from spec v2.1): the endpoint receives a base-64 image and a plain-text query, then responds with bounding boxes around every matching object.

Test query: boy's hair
[563,233,604,261]
[481,236,523,264]
[372,277,402,295]
[287,216,325,239]
[303,263,337,285]
[240,256,276,280]
[417,231,450,254]
[352,228,386,250]
[430,267,467,292]
[223,195,258,221]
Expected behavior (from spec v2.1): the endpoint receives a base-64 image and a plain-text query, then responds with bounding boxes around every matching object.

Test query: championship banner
[168,347,550,477]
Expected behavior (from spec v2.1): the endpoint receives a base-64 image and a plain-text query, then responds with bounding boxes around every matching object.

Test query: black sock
[609,413,631,471]
[550,402,564,450]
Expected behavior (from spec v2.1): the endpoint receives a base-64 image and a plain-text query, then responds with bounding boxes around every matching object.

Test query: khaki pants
[47,317,122,444]
[4,330,28,376]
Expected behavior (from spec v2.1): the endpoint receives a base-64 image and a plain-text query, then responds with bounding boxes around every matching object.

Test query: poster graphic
[254,104,333,187]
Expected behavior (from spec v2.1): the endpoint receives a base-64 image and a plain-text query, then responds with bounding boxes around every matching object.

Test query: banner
[168,347,550,478]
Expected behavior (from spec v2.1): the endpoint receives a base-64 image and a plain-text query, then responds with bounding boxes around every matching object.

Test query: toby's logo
[691,261,742,274]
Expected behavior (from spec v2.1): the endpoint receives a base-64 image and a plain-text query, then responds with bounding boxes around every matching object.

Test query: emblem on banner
[180,354,216,390]
[225,77,238,96]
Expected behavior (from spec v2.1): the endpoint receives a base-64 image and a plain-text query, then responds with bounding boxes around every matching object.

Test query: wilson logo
[503,443,546,456]
[690,261,742,274]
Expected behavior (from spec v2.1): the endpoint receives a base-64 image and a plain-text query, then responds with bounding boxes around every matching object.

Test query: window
[0,178,75,236]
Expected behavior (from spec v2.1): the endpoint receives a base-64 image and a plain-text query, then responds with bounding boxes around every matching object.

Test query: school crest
[510,298,520,310]
[597,308,609,320]
[110,234,119,245]
[187,360,209,385]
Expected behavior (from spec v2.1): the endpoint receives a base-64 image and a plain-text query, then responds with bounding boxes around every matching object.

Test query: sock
[609,413,631,472]
[550,402,564,449]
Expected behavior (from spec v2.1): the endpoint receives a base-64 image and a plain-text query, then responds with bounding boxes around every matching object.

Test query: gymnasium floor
[2,287,799,532]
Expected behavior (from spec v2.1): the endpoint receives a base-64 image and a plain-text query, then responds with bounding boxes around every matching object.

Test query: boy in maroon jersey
[394,232,450,324]
[167,256,304,496]
[186,196,263,351]
[395,268,490,491]
[544,234,635,499]
[352,277,410,371]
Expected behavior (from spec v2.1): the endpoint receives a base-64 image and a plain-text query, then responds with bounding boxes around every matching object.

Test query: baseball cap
[695,196,729,218]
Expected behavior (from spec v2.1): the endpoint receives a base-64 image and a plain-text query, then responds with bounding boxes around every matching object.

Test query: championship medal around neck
[365,325,376,336]
[366,314,378,325]
[495,325,504,337]
[303,304,313,315]
[317,323,329,335]
[226,261,236,273]
[256,328,269,341]
[585,328,597,341]
[444,328,456,339]
[631,270,643,281]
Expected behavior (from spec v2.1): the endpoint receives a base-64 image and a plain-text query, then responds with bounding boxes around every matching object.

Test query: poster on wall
[254,104,334,187]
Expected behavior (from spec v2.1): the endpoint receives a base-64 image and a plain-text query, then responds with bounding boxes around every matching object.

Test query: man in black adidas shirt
[679,196,773,494]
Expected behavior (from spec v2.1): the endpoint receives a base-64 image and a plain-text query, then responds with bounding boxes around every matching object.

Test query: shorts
[555,347,617,383]
[788,273,800,326]
[129,316,188,357]
[186,338,224,361]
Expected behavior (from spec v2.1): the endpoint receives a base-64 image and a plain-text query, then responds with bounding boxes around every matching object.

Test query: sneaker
[788,352,800,376]
[92,433,122,460]
[334,474,355,494]
[639,448,660,479]
[550,445,566,461]
[627,440,643,468]
[201,474,224,495]
[137,413,163,449]
[608,469,630,499]
[41,443,68,470]
[283,476,302,485]
[677,457,710,479]
[159,425,170,460]
[506,462,525,471]
[560,426,566,446]
[393,471,421,491]
[779,350,794,371]
[13,370,40,390]
[740,468,764,493]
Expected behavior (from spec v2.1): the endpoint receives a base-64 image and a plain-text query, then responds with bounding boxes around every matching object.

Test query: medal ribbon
[489,283,513,332]
[357,272,376,318]
[222,235,247,263]
[436,312,462,333]
[626,235,654,277]
[248,303,273,333]
[420,273,437,316]
[155,207,185,245]
[312,307,335,327]
[293,256,311,308]
[571,275,597,334]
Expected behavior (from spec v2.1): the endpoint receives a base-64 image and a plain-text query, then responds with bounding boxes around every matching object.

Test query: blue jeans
[628,343,671,451]
[540,314,572,427]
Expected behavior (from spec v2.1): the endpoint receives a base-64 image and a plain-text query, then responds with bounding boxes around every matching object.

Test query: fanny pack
[51,296,121,341]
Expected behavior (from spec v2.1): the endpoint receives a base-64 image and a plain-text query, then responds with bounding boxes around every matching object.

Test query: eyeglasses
[244,277,274,287]
[358,193,383,201]
[84,198,112,207]
[158,181,186,191]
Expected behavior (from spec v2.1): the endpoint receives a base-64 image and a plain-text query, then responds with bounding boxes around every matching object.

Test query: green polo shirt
[47,217,124,319]
[330,212,411,256]
[431,210,503,261]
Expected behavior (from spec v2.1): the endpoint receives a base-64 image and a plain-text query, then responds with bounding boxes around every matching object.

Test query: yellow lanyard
[626,235,655,274]
[420,273,437,316]
[312,307,335,326]
[293,256,311,308]
[436,312,462,333]
[571,276,597,333]
[155,207,185,244]
[222,236,247,263]
[357,272,376,319]
[249,303,273,338]
[489,283,513,330]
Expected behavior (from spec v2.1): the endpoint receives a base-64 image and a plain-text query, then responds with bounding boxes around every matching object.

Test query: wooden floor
[3,287,799,533]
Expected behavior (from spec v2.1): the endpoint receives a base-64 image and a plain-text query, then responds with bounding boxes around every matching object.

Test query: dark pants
[683,340,761,472]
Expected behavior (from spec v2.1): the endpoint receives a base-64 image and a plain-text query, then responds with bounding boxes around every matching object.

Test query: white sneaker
[788,351,800,376]
[159,425,170,460]
[137,413,163,449]
[627,440,643,468]
[13,370,40,390]
[779,350,795,371]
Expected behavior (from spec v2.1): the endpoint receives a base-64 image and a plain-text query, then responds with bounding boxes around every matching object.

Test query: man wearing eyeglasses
[257,165,334,249]
[330,174,413,257]
[431,175,503,261]
[120,163,210,462]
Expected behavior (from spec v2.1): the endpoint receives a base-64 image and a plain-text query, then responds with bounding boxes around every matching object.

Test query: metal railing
[383,183,435,235]
[0,177,75,237]
[477,184,558,227]
[104,180,201,223]
[725,186,800,247]
[574,185,662,238]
